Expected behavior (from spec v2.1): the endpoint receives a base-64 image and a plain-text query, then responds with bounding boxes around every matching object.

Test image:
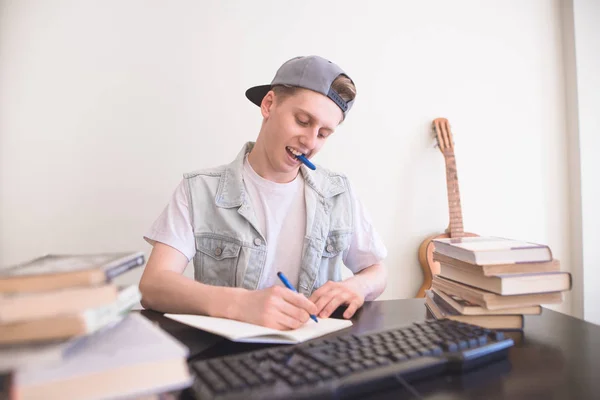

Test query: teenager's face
[258,88,343,180]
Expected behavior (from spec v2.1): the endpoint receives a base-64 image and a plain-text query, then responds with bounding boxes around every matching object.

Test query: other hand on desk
[309,280,364,320]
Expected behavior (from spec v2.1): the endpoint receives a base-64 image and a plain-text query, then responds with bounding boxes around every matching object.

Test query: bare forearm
[344,263,387,301]
[139,270,245,318]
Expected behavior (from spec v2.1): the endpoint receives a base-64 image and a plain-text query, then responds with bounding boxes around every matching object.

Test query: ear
[260,91,275,119]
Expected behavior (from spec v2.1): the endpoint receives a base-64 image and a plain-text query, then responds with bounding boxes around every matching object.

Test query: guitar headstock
[432,118,455,157]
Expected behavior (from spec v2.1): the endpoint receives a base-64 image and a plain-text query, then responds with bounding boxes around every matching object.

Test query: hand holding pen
[277,272,319,323]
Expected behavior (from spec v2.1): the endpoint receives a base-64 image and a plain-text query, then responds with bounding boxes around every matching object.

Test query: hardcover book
[0,252,145,294]
[432,237,552,265]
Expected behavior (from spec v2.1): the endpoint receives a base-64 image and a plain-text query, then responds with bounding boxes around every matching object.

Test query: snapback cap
[245,55,355,118]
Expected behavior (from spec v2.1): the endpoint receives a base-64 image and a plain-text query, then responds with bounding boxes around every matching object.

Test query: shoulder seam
[183,165,226,179]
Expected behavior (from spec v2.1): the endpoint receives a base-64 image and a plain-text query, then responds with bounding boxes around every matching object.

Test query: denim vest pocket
[317,231,352,287]
[195,234,241,287]
[322,231,352,257]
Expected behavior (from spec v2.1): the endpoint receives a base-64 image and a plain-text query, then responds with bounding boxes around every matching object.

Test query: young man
[140,55,387,330]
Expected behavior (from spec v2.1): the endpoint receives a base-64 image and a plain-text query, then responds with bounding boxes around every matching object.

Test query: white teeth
[286,146,303,156]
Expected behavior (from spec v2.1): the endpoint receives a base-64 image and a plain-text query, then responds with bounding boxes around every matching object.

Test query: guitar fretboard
[443,152,465,238]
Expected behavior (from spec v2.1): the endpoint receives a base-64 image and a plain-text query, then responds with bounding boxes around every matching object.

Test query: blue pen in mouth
[286,146,316,170]
[296,154,316,170]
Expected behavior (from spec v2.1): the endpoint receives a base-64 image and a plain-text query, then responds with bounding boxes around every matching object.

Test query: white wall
[0,1,576,315]
[571,0,600,325]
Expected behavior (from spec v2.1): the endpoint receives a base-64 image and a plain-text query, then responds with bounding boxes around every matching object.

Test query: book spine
[432,279,488,308]
[424,303,438,320]
[431,291,462,314]
[105,255,145,280]
[431,293,461,317]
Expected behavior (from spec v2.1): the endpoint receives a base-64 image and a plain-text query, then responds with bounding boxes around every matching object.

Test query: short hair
[271,74,357,106]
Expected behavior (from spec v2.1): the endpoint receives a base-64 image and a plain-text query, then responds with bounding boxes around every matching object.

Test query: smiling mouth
[286,146,307,159]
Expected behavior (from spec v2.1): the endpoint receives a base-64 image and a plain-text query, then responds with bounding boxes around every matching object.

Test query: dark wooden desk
[142,299,600,400]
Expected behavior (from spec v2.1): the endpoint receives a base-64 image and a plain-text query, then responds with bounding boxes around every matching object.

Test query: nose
[299,129,318,150]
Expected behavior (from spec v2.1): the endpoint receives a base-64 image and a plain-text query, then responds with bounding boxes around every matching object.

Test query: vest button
[254,238,262,246]
[214,247,223,256]
[326,244,334,252]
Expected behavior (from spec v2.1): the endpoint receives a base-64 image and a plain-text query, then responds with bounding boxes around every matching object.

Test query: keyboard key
[228,376,247,390]
[287,375,306,387]
[318,369,334,379]
[417,347,433,356]
[258,371,275,384]
[375,349,389,357]
[373,356,391,366]
[244,373,261,386]
[348,362,363,371]
[277,367,293,378]
[391,353,408,362]
[209,380,227,393]
[444,341,459,352]
[335,365,351,376]
[361,349,375,359]
[304,371,320,383]
[427,334,443,343]
[348,349,362,358]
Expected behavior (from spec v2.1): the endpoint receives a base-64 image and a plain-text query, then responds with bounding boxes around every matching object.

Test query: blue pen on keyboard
[277,271,318,323]
[296,154,316,170]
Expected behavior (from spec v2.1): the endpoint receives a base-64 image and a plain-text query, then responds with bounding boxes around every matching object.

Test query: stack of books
[0,252,145,348]
[0,252,192,399]
[425,236,571,330]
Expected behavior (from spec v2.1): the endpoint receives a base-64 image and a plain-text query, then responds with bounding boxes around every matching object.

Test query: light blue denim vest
[183,142,353,297]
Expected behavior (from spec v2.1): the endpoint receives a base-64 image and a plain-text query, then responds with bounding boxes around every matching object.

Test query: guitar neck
[444,152,465,238]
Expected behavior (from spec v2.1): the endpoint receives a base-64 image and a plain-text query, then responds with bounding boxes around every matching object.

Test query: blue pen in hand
[277,271,318,323]
[296,154,316,170]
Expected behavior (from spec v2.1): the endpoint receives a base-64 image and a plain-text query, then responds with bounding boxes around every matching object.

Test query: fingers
[258,296,307,330]
[314,289,342,316]
[278,296,311,324]
[311,282,346,316]
[342,299,362,319]
[319,292,353,318]
[308,284,327,303]
[309,282,336,314]
[259,286,315,330]
[272,311,305,330]
[309,281,365,318]
[277,286,317,316]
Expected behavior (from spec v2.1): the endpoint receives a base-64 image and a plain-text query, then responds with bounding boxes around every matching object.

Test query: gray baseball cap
[245,55,355,118]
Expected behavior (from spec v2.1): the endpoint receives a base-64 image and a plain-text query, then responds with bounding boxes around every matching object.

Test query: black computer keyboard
[190,319,514,400]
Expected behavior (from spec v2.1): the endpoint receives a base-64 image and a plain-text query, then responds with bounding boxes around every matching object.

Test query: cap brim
[245,85,272,107]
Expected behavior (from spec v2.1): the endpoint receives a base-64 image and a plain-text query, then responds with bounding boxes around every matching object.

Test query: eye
[296,118,309,127]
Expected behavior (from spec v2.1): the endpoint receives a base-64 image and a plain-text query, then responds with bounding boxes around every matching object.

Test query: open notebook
[164,314,353,344]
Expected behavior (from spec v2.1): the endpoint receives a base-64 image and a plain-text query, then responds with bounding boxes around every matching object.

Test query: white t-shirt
[144,158,387,289]
[240,157,305,289]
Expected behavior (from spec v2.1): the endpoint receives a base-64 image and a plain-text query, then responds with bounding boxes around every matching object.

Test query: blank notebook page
[165,314,353,344]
